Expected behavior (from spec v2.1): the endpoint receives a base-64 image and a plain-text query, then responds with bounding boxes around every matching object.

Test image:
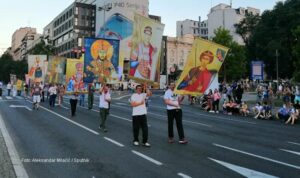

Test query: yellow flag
[175,38,229,95]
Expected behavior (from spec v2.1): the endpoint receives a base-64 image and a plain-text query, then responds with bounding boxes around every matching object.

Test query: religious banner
[16,79,23,91]
[66,56,86,93]
[175,38,229,95]
[128,13,165,85]
[45,56,66,84]
[28,55,47,83]
[84,37,120,84]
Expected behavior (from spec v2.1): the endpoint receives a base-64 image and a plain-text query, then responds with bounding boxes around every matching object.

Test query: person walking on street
[0,81,3,97]
[88,83,95,110]
[212,88,221,113]
[98,84,111,132]
[164,83,188,144]
[39,82,45,102]
[58,84,65,106]
[130,84,152,147]
[70,93,78,117]
[31,82,42,110]
[48,84,57,107]
[7,82,12,96]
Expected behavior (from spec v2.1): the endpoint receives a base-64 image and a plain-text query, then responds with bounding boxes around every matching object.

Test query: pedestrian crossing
[0,96,24,101]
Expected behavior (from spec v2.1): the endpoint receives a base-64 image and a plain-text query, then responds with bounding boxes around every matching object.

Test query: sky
[0,0,282,55]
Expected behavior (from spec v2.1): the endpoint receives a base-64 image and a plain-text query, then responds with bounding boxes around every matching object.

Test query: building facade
[207,3,260,45]
[11,27,37,60]
[176,17,208,39]
[44,2,96,58]
[20,33,42,60]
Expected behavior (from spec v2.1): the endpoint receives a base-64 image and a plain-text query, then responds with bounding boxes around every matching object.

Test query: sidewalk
[0,130,16,178]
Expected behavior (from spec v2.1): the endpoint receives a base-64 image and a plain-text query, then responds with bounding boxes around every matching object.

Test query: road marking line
[288,141,300,146]
[6,96,13,100]
[9,105,32,111]
[104,137,125,147]
[110,114,132,122]
[28,100,99,135]
[114,94,131,100]
[280,149,300,156]
[0,113,29,178]
[213,143,300,170]
[209,158,278,178]
[132,150,163,166]
[178,173,192,178]
[55,104,69,110]
[183,120,212,127]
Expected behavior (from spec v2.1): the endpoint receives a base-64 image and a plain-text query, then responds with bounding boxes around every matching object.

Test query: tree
[29,39,55,55]
[0,53,27,83]
[245,0,300,80]
[212,28,247,82]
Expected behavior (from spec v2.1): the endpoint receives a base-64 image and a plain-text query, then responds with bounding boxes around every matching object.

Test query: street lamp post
[98,2,112,33]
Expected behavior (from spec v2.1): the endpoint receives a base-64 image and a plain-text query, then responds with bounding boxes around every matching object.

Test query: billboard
[251,61,264,80]
[175,38,229,95]
[96,0,149,80]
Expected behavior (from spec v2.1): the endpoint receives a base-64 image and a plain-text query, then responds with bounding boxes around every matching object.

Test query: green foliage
[212,28,247,82]
[29,40,54,55]
[0,53,27,83]
[239,0,300,80]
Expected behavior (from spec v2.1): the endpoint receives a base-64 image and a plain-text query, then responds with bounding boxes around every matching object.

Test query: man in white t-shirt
[6,82,12,96]
[130,84,152,147]
[99,85,111,132]
[164,83,187,144]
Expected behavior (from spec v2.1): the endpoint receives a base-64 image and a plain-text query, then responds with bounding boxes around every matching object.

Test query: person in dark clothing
[236,84,244,104]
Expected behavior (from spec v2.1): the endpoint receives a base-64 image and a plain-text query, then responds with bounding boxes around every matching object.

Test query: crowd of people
[192,80,299,125]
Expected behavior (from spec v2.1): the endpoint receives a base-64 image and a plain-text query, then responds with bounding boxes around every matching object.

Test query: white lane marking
[280,149,300,156]
[213,143,300,170]
[110,114,132,122]
[104,137,125,147]
[178,173,192,178]
[6,96,13,100]
[132,150,163,166]
[55,104,70,110]
[288,141,300,146]
[209,158,278,178]
[114,94,131,100]
[183,120,212,128]
[28,100,99,135]
[9,105,32,111]
[116,102,127,106]
[0,113,29,178]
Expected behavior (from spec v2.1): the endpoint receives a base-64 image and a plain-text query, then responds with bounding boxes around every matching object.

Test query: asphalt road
[0,91,299,178]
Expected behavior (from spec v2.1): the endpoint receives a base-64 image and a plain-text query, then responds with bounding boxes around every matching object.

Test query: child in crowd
[240,101,250,116]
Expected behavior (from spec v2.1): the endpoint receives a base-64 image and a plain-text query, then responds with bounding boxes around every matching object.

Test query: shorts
[33,95,41,103]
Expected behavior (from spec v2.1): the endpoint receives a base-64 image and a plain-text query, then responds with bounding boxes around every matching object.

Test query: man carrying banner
[164,83,188,144]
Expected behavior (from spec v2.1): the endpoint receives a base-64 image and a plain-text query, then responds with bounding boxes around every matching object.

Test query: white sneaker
[143,142,151,147]
[133,141,139,146]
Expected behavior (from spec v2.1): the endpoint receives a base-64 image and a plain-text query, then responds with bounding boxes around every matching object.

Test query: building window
[75,7,78,15]
[74,18,78,26]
